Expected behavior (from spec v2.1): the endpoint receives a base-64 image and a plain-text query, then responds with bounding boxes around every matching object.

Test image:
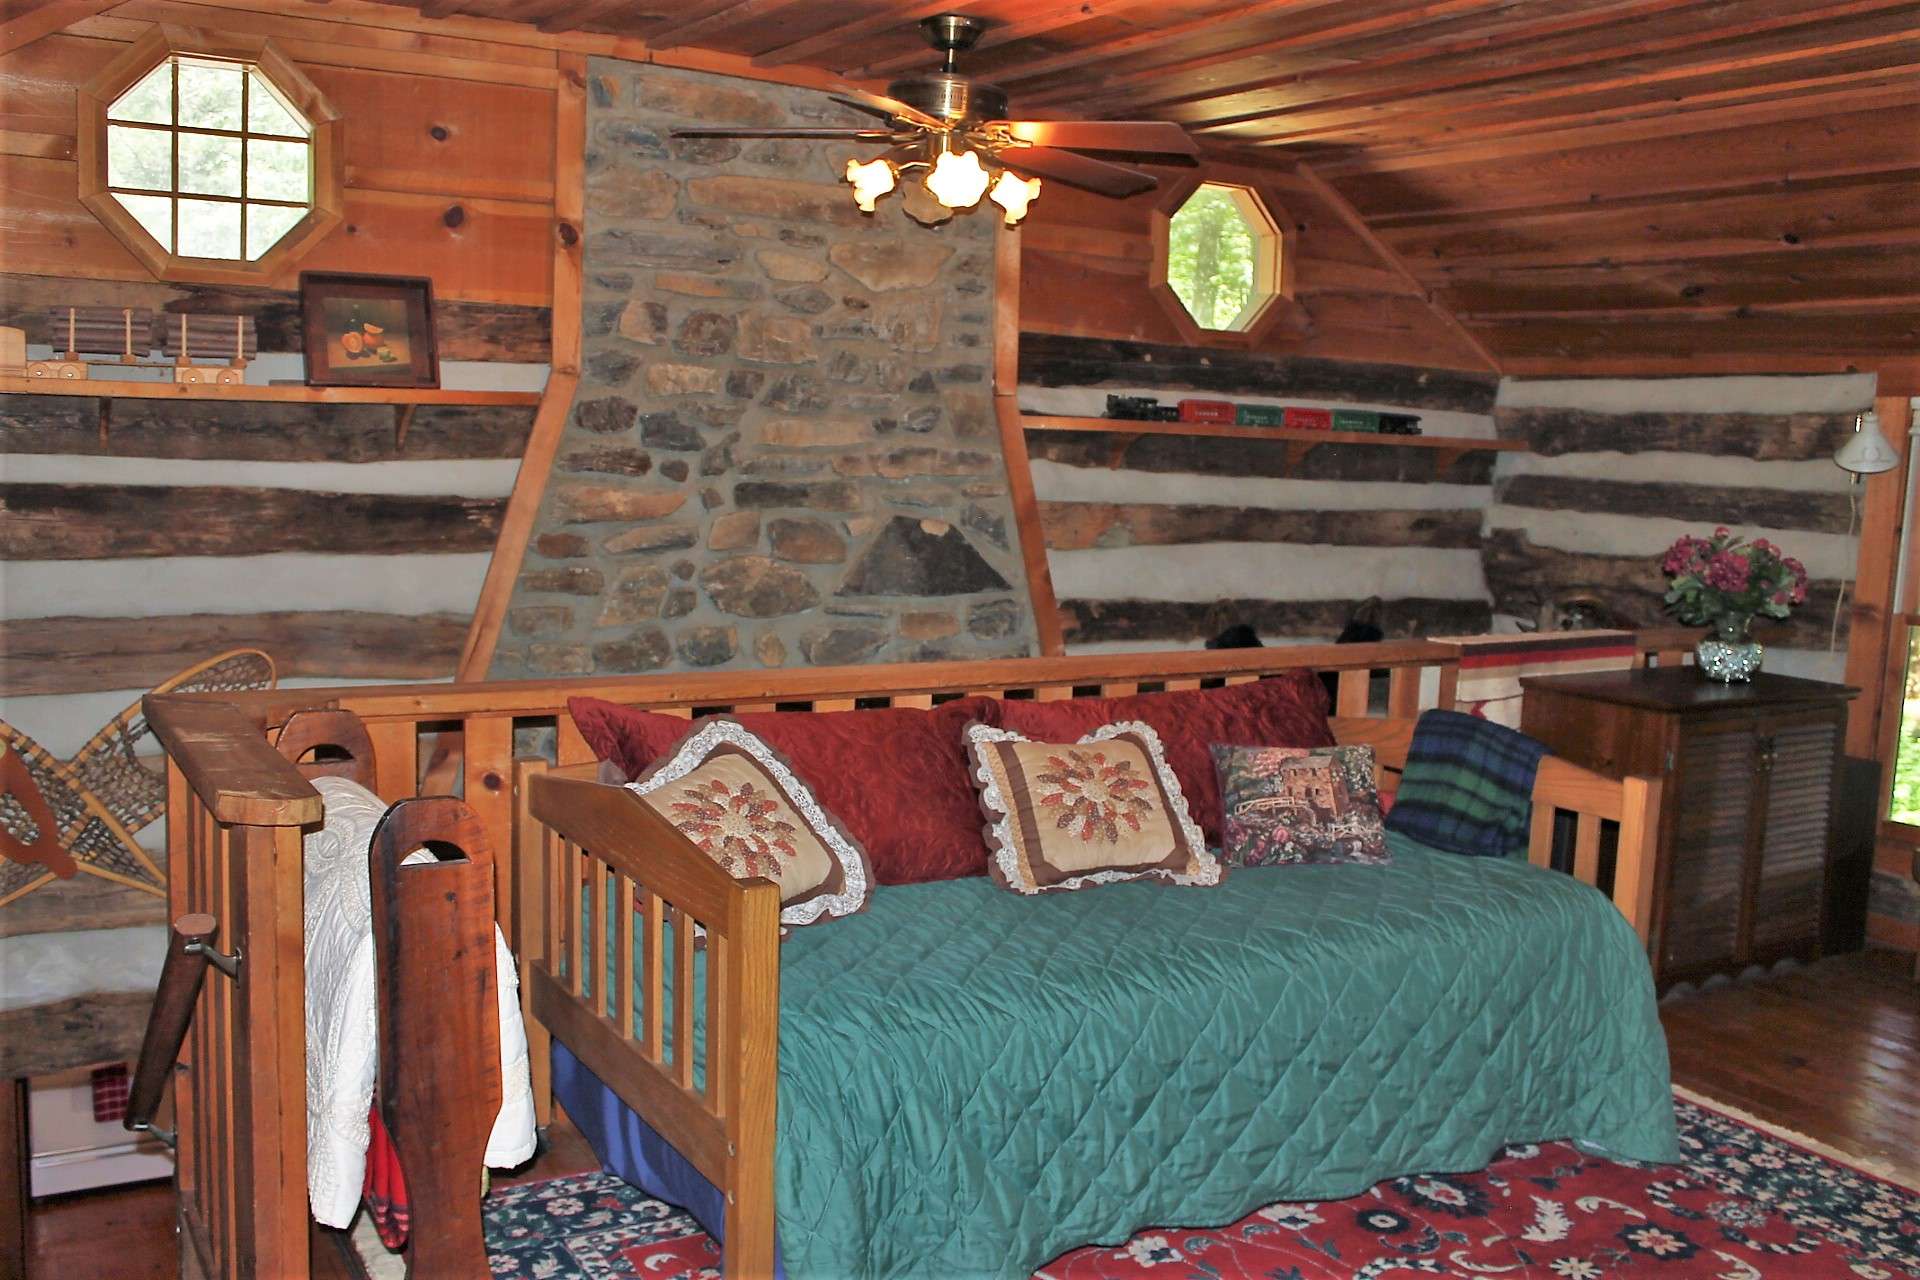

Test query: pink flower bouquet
[1660,527,1808,628]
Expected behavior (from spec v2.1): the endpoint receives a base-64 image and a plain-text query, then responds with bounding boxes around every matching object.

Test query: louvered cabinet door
[1750,711,1843,958]
[1662,718,1759,977]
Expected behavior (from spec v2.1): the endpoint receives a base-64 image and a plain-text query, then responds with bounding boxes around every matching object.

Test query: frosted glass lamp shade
[844,157,896,213]
[1835,410,1899,474]
[925,148,989,209]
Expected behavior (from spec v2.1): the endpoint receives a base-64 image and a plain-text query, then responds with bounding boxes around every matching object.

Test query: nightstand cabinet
[1520,668,1858,988]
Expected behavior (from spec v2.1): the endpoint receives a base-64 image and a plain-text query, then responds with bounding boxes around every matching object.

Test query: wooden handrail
[154,639,1463,726]
[126,913,220,1143]
[145,694,322,826]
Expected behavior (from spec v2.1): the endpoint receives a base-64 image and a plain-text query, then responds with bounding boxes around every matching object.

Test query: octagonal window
[1157,181,1287,339]
[80,29,341,283]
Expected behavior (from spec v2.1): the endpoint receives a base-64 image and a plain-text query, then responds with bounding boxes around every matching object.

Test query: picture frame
[298,272,439,388]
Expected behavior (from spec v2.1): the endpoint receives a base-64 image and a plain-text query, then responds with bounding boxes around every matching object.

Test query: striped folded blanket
[1384,709,1549,859]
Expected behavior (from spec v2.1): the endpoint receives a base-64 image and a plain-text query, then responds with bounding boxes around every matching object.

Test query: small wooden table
[1521,668,1858,989]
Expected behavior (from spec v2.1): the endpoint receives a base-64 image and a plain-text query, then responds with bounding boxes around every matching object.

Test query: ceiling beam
[1293,161,1502,373]
[1,0,119,54]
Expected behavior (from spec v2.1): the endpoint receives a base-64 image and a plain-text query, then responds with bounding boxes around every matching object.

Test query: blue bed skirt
[551,1041,787,1277]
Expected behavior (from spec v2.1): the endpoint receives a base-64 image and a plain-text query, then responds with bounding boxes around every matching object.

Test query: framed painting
[299,272,438,388]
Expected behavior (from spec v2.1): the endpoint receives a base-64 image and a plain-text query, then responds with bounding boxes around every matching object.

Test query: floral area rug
[353,1090,1918,1279]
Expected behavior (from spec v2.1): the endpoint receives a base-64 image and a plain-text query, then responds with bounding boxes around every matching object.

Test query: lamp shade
[925,148,989,209]
[1835,410,1899,474]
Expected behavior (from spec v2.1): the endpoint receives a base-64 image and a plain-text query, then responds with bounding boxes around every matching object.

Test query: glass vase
[1696,614,1763,683]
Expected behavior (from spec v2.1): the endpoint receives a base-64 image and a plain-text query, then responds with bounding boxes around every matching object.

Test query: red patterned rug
[353,1089,1919,1278]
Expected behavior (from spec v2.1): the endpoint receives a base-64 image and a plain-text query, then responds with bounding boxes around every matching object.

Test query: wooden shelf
[0,375,544,448]
[1019,413,1527,475]
[0,376,541,408]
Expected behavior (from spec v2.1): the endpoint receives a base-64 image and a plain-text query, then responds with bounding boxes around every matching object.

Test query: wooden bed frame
[138,639,1667,1280]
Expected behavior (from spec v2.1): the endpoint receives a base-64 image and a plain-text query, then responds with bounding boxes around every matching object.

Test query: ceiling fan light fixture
[845,156,897,213]
[926,145,989,209]
[988,169,1041,225]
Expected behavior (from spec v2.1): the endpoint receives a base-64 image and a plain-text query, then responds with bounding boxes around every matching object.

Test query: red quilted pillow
[995,672,1333,845]
[567,695,1002,884]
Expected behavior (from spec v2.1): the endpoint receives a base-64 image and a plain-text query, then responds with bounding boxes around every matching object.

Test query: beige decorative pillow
[965,720,1221,895]
[626,718,872,927]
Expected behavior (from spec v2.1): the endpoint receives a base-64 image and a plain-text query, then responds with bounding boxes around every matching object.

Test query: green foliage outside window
[1889,628,1920,823]
[1166,184,1257,330]
[105,57,312,261]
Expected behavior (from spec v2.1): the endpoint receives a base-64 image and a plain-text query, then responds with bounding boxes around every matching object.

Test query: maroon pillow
[567,695,1002,885]
[995,672,1333,845]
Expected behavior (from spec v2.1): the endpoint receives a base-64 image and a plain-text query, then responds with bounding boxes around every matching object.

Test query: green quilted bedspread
[761,834,1676,1278]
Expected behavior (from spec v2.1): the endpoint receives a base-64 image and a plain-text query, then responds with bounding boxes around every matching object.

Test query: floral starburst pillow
[1211,743,1390,867]
[626,718,872,927]
[965,720,1221,895]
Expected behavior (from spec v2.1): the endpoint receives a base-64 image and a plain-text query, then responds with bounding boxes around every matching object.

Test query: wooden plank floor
[24,949,1918,1278]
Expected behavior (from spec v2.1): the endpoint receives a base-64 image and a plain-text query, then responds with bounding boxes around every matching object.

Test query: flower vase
[1696,614,1763,683]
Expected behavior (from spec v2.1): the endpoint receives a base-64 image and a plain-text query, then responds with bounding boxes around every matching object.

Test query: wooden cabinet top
[1521,667,1858,713]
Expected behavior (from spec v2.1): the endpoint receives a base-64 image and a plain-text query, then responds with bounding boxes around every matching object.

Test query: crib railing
[515,763,782,1274]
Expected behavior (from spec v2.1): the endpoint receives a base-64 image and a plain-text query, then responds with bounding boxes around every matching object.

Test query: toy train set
[1104,393,1422,435]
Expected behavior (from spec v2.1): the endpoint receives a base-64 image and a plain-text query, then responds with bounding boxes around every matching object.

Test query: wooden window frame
[1148,175,1306,350]
[76,26,344,286]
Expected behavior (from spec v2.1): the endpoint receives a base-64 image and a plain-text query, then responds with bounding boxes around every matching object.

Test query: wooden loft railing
[133,634,1682,1279]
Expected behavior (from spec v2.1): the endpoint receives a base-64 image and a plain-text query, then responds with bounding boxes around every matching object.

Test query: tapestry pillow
[626,718,873,927]
[965,720,1221,895]
[1211,744,1391,867]
[569,695,1001,884]
[993,672,1333,846]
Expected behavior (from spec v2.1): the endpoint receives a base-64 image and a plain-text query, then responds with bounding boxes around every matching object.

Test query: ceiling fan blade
[833,88,946,132]
[992,120,1200,157]
[997,146,1158,198]
[671,127,910,140]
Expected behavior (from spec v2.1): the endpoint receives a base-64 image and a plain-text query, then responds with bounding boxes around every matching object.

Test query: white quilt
[303,776,537,1229]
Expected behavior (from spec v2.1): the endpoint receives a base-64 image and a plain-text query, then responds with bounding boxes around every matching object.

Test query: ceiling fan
[671,14,1199,223]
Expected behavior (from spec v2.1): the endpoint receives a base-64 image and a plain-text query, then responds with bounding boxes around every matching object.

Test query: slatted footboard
[514,761,782,1276]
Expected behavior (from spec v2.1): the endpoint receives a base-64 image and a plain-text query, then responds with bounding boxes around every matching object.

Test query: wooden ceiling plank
[1390,178,1920,270]
[1217,3,1920,142]
[537,0,627,35]
[842,0,1173,79]
[642,0,809,52]
[0,0,117,55]
[1162,0,1910,131]
[1315,93,1920,191]
[752,0,979,69]
[958,0,1354,89]
[1249,54,1920,153]
[1076,0,1723,121]
[1007,0,1510,104]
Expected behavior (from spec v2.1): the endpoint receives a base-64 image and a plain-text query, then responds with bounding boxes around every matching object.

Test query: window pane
[107,124,172,191]
[246,70,308,137]
[246,138,309,203]
[178,198,241,259]
[111,193,173,251]
[109,62,173,125]
[178,131,242,197]
[246,202,305,259]
[1890,627,1920,823]
[177,62,243,131]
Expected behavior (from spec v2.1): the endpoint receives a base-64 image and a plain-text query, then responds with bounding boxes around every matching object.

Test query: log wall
[1017,334,1501,651]
[0,9,557,778]
[1485,373,1873,683]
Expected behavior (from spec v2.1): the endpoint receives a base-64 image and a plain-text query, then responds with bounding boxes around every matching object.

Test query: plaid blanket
[1385,709,1549,859]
